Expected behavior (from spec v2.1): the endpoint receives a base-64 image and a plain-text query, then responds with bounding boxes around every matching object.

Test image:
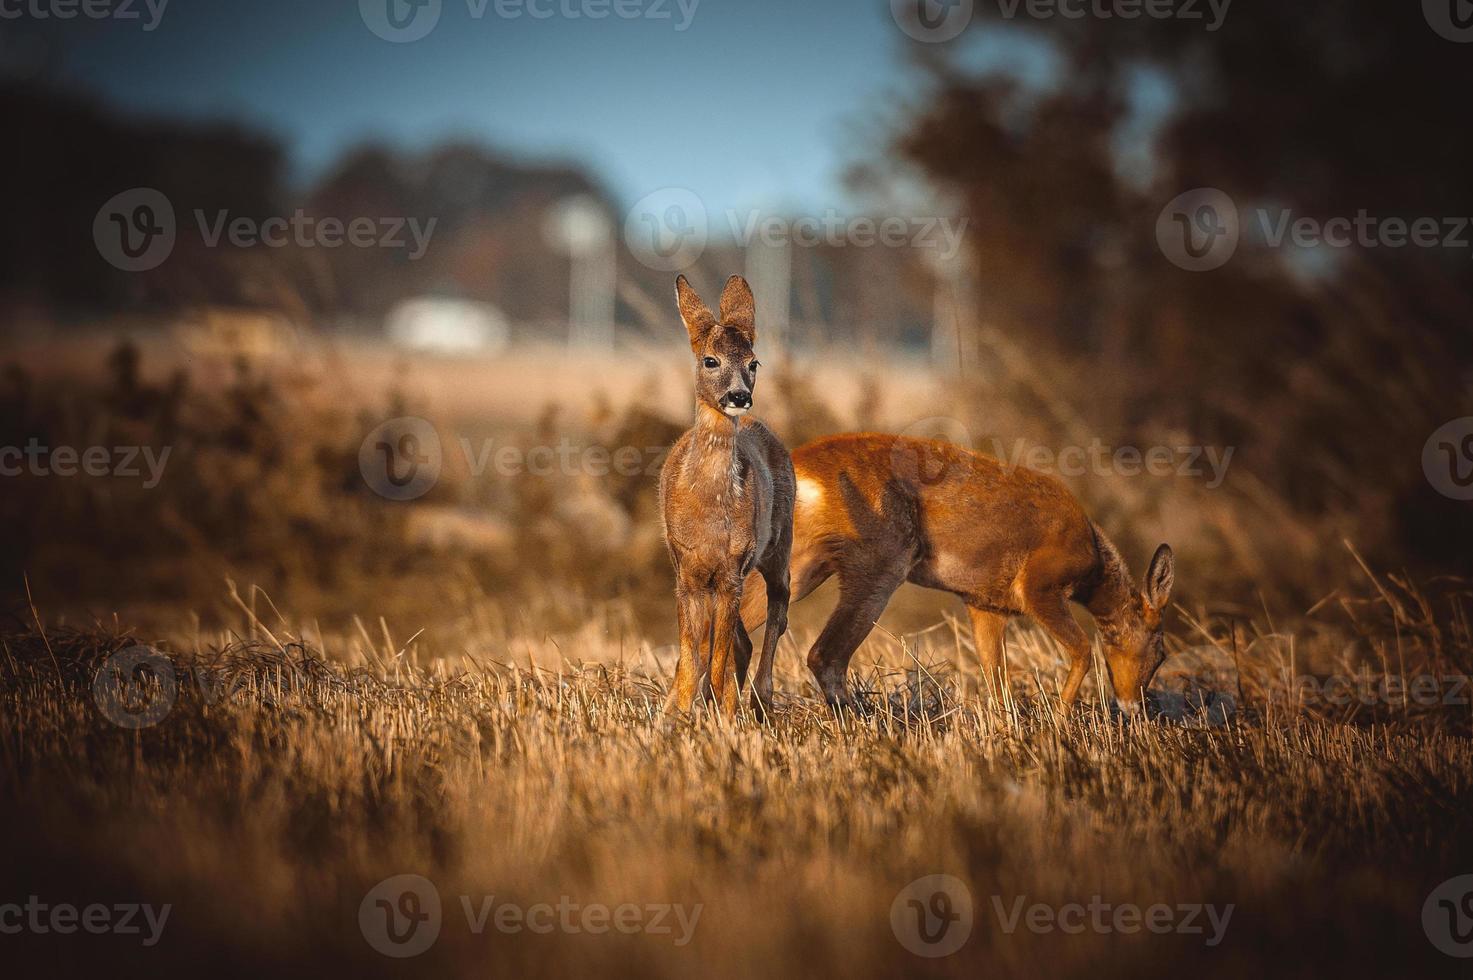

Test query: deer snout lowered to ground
[659,274,795,718]
[741,433,1175,715]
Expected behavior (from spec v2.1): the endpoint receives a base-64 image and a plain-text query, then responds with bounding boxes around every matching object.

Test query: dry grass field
[3,605,1472,979]
[3,331,1472,978]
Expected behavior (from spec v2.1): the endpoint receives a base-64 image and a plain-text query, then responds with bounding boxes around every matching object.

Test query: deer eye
[702,356,720,369]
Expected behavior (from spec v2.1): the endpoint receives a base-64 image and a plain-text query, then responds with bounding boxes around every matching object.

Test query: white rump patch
[796,476,824,509]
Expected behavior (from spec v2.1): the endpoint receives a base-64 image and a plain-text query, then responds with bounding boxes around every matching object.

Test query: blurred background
[2,0,1470,652]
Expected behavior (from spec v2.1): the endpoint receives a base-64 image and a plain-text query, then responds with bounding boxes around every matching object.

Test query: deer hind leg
[732,623,753,692]
[1023,586,1092,710]
[807,560,908,711]
[740,539,831,634]
[967,607,1009,702]
[738,542,828,717]
[749,566,789,718]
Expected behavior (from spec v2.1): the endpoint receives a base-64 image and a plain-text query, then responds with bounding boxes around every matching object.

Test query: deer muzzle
[721,390,752,416]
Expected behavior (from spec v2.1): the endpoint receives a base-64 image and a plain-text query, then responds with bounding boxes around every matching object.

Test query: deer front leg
[665,587,707,715]
[708,583,741,718]
[1024,588,1092,712]
[1059,654,1092,709]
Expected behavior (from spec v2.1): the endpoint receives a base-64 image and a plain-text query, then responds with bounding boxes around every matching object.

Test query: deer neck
[1085,526,1142,645]
[688,402,744,498]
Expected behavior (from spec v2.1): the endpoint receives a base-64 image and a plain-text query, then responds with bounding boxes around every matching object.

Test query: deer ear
[718,274,756,345]
[675,275,716,352]
[1145,544,1175,609]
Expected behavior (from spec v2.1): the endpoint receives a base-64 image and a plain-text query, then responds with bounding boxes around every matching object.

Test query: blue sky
[22,0,953,214]
[10,0,1150,215]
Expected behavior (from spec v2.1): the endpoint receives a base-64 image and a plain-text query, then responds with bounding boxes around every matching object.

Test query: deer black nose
[727,391,751,409]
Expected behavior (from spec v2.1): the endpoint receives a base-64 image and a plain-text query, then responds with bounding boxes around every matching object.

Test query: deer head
[675,274,760,418]
[1100,543,1175,716]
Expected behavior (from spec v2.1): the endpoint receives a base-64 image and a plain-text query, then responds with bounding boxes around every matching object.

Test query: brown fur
[741,433,1174,712]
[659,275,795,717]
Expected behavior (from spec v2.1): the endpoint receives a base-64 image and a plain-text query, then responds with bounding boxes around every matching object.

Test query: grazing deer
[660,275,795,717]
[742,434,1175,715]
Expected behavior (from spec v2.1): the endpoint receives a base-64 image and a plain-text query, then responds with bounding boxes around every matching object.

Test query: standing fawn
[660,275,795,717]
[742,434,1175,716]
